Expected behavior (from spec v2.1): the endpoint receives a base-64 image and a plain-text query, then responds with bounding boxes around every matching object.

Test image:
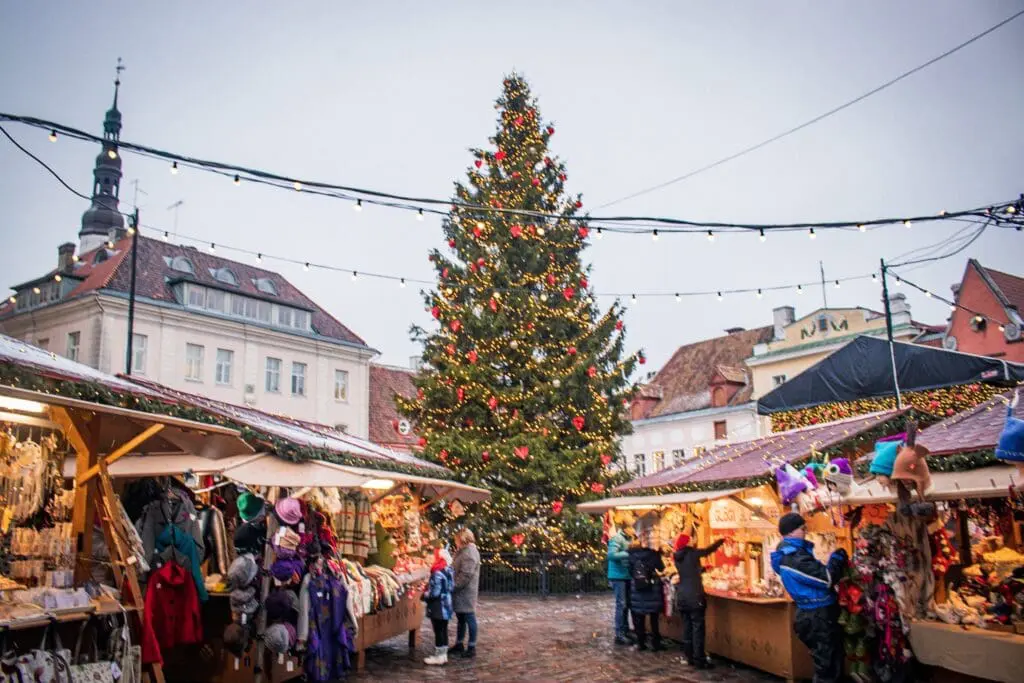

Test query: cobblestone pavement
[354,595,779,682]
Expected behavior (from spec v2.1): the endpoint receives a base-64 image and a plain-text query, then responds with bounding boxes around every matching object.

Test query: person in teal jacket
[607,526,633,644]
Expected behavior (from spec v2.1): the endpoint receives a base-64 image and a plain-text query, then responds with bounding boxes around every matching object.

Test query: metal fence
[479,552,610,595]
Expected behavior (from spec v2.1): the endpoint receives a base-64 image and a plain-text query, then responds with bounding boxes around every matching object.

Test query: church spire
[79,59,126,253]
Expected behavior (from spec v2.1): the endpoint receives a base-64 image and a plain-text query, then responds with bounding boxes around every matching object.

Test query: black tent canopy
[756,335,1024,415]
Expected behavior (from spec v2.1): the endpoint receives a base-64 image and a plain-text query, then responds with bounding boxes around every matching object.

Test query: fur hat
[227,553,259,589]
[263,623,293,654]
[230,586,259,615]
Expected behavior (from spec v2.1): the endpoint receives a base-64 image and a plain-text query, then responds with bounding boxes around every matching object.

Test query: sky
[1,1,1022,373]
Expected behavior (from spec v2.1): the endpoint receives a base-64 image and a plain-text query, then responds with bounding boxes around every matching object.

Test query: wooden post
[77,422,165,485]
[51,407,100,584]
[957,507,972,566]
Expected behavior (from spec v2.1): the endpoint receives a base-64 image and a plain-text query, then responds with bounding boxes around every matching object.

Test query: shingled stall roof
[917,389,1022,457]
[616,410,907,494]
[0,334,449,478]
[757,335,1024,415]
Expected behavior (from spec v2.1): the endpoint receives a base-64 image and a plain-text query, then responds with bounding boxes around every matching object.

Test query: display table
[353,592,426,670]
[909,621,1024,683]
[662,591,813,682]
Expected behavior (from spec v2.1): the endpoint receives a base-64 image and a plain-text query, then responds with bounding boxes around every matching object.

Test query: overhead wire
[596,8,1024,208]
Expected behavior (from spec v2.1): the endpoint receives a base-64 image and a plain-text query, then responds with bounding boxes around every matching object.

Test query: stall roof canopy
[917,390,1022,457]
[577,488,742,515]
[756,336,1024,415]
[616,410,905,493]
[0,334,450,479]
[843,465,1018,504]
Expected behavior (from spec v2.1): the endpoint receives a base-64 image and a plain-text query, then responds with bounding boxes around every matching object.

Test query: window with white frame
[334,369,349,402]
[265,357,282,392]
[633,453,646,478]
[66,332,80,362]
[131,334,148,374]
[772,374,787,387]
[185,343,204,381]
[291,362,307,396]
[671,449,685,467]
[652,451,665,472]
[215,349,234,385]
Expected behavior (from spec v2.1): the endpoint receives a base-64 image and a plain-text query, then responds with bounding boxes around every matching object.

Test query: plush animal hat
[776,464,810,506]
[891,443,932,495]
[869,440,901,489]
[823,457,854,495]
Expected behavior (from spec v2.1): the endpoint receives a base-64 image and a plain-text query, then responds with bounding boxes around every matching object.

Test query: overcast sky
[1,2,1022,372]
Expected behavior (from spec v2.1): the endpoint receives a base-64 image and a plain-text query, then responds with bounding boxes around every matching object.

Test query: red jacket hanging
[143,559,203,662]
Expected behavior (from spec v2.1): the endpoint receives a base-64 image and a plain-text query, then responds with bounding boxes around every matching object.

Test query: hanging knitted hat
[995,391,1024,475]
[263,623,292,654]
[869,440,901,487]
[223,623,250,657]
[265,589,299,624]
[824,458,854,495]
[891,443,932,495]
[227,553,259,589]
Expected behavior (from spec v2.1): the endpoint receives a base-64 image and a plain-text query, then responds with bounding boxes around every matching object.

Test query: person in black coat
[627,537,666,651]
[672,533,724,669]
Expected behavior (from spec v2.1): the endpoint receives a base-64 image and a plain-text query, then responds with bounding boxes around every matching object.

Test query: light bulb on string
[170,162,178,175]
[354,199,363,212]
[858,224,866,233]
[233,175,240,186]
[596,228,603,240]
[674,293,681,303]
[797,284,803,295]
[294,181,302,191]
[949,304,956,312]
[256,253,262,264]
[400,278,407,288]
[652,230,659,241]
[871,273,878,282]
[48,130,57,142]
[834,280,840,288]
[303,262,310,272]
[351,271,359,281]
[209,243,216,253]
[756,289,763,299]
[925,290,932,298]
[630,294,637,303]
[706,230,715,242]
[107,149,117,159]
[716,292,723,302]
[417,209,424,221]
[904,220,912,228]
[759,228,766,242]
[808,228,816,239]
[161,231,169,241]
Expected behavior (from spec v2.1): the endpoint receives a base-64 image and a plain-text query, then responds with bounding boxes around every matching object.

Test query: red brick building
[943,260,1024,362]
[368,364,420,452]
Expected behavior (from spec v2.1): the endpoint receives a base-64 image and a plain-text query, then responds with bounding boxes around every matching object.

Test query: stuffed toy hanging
[803,464,822,489]
[824,458,854,495]
[891,421,932,499]
[776,464,811,506]
[995,390,1024,477]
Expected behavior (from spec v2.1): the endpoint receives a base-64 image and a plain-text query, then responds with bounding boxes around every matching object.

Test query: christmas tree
[398,75,641,555]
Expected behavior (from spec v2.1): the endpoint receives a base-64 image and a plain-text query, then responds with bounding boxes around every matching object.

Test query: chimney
[887,292,911,325]
[57,243,76,274]
[773,306,795,340]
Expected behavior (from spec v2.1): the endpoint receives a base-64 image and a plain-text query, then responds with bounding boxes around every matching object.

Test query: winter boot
[424,646,448,665]
[462,646,476,659]
[449,643,465,655]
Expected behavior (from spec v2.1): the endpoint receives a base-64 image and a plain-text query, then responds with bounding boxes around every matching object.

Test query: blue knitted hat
[869,440,900,477]
[995,392,1024,464]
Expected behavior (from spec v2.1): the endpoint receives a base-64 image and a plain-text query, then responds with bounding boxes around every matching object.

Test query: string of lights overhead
[4,113,1022,238]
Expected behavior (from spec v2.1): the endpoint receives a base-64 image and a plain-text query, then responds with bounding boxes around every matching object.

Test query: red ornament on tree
[448,238,456,248]
[587,366,597,378]
[495,150,507,161]
[579,277,588,289]
[511,171,521,179]
[572,416,585,431]
[544,156,552,166]
[439,449,449,462]
[551,500,564,514]
[474,159,482,168]
[531,177,540,187]
[489,297,498,312]
[615,320,624,331]
[578,226,589,239]
[574,200,582,208]
[488,396,498,410]
[450,319,462,333]
[510,225,523,238]
[481,450,490,462]
[431,306,440,319]
[559,173,567,181]
[590,482,605,493]
[417,388,425,400]
[456,387,465,401]
[567,346,577,356]
[511,533,525,547]
[638,353,646,365]
[418,437,427,447]
[467,350,478,364]
[546,273,556,287]
[562,286,575,301]
[446,343,456,356]
[514,116,524,126]
[600,453,612,466]
[547,126,555,135]
[514,446,529,460]
[441,268,449,279]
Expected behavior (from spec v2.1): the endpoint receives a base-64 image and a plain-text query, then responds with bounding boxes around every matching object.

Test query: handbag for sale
[69,621,114,683]
[19,623,72,683]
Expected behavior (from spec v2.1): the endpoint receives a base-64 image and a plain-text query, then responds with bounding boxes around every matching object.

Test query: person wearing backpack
[627,534,666,651]
[672,532,725,669]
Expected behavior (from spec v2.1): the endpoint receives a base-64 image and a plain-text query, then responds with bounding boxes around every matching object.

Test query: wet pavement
[354,594,779,682]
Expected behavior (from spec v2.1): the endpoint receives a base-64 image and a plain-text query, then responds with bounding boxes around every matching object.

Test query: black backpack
[631,553,656,592]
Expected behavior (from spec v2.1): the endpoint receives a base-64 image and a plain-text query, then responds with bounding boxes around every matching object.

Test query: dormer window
[171,256,194,275]
[254,278,277,296]
[213,268,239,286]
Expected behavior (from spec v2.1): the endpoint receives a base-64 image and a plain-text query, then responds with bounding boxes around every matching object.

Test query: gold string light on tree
[398,75,639,556]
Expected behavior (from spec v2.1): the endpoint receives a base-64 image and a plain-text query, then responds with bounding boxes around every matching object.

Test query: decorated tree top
[398,74,641,554]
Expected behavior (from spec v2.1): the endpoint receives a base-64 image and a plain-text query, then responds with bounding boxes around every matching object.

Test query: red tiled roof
[637,326,774,419]
[715,365,747,384]
[982,264,1024,316]
[917,390,1020,457]
[2,236,368,348]
[369,364,420,449]
[616,410,905,491]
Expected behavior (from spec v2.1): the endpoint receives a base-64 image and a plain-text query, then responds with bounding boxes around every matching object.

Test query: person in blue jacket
[606,525,633,645]
[770,512,848,683]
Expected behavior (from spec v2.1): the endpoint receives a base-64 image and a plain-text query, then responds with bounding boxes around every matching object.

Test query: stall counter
[661,591,814,682]
[909,621,1024,683]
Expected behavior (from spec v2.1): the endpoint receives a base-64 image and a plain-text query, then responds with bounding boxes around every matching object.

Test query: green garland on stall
[0,361,455,480]
[616,412,926,497]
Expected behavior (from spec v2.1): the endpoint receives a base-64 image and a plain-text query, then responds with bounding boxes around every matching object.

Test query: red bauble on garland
[441,267,449,279]
[514,116,524,126]
[446,343,456,356]
[439,449,449,462]
[481,450,490,462]
[638,353,646,365]
[473,226,482,238]
[456,387,465,402]
[417,437,427,447]
[448,238,456,248]
[488,297,498,312]
[574,200,582,208]
[615,320,624,331]
[510,225,523,238]
[531,177,540,187]
[547,126,555,135]
[511,171,521,178]
[511,533,525,547]
[417,388,425,400]
[546,273,557,287]
[474,159,482,168]
[590,482,605,493]
[579,277,588,289]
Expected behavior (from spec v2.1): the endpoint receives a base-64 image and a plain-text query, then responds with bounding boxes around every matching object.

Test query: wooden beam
[77,422,165,486]
[51,406,100,583]
[419,487,453,511]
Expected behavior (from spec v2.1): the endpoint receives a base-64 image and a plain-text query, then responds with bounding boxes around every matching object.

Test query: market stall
[589,409,910,681]
[833,393,1024,683]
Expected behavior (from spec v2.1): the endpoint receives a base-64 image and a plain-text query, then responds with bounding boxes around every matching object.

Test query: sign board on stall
[709,498,781,530]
